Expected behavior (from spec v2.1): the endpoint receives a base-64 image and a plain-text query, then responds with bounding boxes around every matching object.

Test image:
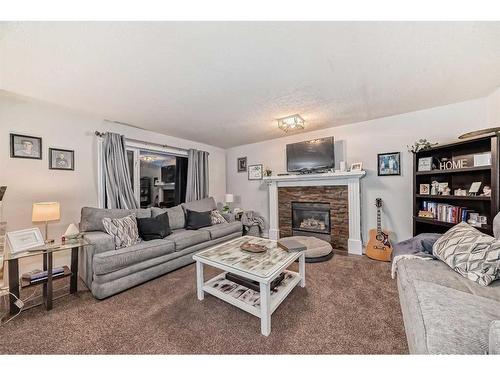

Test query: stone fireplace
[278,186,348,252]
[291,202,331,242]
[265,171,365,255]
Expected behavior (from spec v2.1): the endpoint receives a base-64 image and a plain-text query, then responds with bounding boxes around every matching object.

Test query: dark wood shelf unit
[415,194,491,201]
[413,217,492,234]
[415,166,491,175]
[20,265,72,289]
[413,135,499,236]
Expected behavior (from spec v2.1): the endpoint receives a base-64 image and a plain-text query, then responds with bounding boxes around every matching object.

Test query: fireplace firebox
[291,202,331,242]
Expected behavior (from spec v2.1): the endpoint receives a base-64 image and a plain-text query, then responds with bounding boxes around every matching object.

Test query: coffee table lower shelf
[203,270,302,318]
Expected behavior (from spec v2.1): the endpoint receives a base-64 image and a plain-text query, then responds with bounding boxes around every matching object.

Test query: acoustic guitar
[366,198,393,262]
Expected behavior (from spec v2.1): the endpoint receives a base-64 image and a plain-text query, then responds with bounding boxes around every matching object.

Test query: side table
[3,239,91,315]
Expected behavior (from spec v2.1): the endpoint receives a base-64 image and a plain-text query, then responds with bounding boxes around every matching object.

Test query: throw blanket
[390,233,441,279]
[241,211,265,232]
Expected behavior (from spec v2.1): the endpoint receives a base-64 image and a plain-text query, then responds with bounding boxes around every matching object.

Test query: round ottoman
[291,236,333,263]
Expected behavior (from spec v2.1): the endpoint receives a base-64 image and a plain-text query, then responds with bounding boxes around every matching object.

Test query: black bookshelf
[413,135,499,236]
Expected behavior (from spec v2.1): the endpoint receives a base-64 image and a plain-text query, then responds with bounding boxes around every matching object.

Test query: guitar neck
[377,207,382,234]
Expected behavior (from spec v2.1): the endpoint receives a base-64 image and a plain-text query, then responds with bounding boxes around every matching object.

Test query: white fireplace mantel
[264,170,366,255]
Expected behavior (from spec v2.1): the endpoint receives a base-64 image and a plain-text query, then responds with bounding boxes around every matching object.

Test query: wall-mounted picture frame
[237,157,247,173]
[7,227,45,254]
[350,162,363,171]
[10,133,42,159]
[248,164,263,180]
[378,152,401,176]
[49,148,75,171]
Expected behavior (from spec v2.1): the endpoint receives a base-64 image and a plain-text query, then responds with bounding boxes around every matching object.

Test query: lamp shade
[225,194,234,203]
[32,202,60,222]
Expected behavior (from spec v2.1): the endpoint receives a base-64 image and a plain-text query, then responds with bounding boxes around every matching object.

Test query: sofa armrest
[489,321,500,354]
[79,231,115,289]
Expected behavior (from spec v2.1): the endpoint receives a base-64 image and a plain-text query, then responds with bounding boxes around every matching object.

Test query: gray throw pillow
[432,222,500,286]
[211,210,227,225]
[102,214,140,249]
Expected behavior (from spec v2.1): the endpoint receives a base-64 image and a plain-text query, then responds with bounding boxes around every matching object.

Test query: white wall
[226,97,492,245]
[487,87,500,126]
[0,90,226,270]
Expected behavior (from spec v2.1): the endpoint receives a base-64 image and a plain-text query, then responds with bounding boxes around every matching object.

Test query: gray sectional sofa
[79,197,242,299]
[395,225,500,355]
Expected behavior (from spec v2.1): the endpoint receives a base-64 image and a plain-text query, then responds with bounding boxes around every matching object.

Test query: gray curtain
[185,149,209,202]
[102,132,139,209]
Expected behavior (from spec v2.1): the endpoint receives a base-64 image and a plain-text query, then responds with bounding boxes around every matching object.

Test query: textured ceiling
[1,22,499,148]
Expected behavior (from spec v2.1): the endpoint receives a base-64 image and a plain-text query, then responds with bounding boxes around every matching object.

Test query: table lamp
[223,194,234,213]
[32,202,60,243]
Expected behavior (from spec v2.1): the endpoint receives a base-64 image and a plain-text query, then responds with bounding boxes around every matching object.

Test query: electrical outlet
[14,299,24,309]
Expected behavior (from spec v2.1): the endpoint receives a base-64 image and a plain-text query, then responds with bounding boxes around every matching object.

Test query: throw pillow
[185,209,212,230]
[432,222,500,286]
[136,212,172,241]
[211,210,227,225]
[102,214,140,249]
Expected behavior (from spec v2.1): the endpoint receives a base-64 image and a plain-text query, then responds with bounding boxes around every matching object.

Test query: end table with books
[3,238,91,315]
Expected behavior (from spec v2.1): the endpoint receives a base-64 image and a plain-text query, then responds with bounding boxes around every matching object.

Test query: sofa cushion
[166,228,210,250]
[397,258,500,302]
[433,222,500,286]
[137,212,172,241]
[185,209,212,230]
[181,197,217,213]
[410,279,500,354]
[200,221,242,240]
[151,205,185,230]
[102,214,140,249]
[93,239,175,275]
[81,207,151,232]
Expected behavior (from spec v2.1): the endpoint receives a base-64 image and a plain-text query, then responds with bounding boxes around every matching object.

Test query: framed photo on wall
[248,164,263,180]
[237,157,247,173]
[49,148,75,170]
[378,152,401,176]
[10,133,42,159]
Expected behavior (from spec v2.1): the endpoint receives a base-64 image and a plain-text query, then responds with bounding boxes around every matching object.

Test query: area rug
[0,255,408,354]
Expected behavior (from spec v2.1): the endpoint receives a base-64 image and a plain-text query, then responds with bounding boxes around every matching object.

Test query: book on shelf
[419,201,475,224]
[21,267,65,282]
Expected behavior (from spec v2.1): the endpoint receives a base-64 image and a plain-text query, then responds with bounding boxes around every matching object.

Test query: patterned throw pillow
[433,222,500,286]
[211,210,228,225]
[102,214,140,249]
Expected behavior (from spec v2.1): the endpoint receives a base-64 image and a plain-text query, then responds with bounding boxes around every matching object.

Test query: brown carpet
[0,255,408,354]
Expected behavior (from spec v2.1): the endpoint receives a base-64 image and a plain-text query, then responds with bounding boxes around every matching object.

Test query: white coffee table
[193,236,305,336]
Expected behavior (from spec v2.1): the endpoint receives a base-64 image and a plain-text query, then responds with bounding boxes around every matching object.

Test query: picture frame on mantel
[248,164,263,180]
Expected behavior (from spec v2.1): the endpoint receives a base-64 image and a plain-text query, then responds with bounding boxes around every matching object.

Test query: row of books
[420,201,475,224]
[21,267,65,283]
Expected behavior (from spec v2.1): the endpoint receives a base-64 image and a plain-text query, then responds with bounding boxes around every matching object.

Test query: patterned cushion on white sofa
[102,214,140,249]
[433,222,500,286]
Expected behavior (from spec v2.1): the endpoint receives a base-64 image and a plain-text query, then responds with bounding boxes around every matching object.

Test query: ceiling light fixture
[277,114,305,132]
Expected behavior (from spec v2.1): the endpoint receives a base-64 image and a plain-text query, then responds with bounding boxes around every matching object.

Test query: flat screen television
[286,136,335,172]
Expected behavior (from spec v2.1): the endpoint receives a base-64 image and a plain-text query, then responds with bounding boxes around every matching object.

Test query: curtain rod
[94,131,190,153]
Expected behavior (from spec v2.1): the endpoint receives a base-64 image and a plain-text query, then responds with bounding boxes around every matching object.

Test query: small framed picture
[10,133,42,159]
[7,228,45,254]
[378,152,401,176]
[418,157,432,172]
[419,184,430,195]
[237,157,247,173]
[248,164,263,180]
[49,148,75,170]
[350,162,363,171]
